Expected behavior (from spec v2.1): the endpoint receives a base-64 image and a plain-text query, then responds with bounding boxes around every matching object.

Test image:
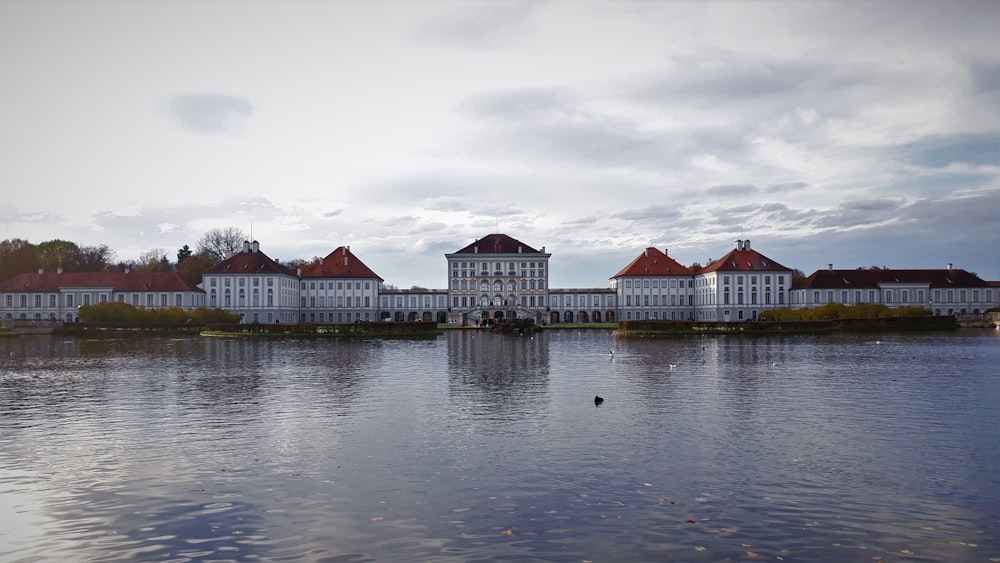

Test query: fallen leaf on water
[686,519,697,524]
[370,516,383,522]
[643,483,652,487]
[501,529,513,536]
[695,497,709,503]
[741,544,752,548]
[746,551,759,558]
[694,546,706,552]
[670,499,677,505]
[900,549,914,555]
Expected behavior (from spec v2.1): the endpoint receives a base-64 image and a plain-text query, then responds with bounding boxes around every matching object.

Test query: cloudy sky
[2,0,999,288]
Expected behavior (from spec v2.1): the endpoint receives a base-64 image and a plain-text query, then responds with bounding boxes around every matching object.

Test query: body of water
[1,329,998,562]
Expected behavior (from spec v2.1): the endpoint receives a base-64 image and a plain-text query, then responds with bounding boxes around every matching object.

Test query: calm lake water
[1,329,998,562]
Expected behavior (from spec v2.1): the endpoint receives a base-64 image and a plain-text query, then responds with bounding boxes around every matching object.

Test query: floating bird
[668,363,677,369]
[608,349,615,357]
[594,395,604,405]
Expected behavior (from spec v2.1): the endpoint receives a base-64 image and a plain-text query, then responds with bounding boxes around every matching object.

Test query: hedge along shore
[616,316,958,336]
[201,321,442,338]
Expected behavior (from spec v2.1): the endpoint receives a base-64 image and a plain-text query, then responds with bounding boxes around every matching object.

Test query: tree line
[0,227,304,288]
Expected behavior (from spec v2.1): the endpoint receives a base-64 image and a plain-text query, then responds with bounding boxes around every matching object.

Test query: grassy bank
[202,321,442,338]
[618,316,957,336]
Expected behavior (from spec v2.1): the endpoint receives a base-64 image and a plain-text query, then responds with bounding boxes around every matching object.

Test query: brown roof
[611,247,693,279]
[0,271,202,293]
[299,246,382,280]
[698,241,791,273]
[799,268,989,289]
[205,243,295,276]
[452,234,541,255]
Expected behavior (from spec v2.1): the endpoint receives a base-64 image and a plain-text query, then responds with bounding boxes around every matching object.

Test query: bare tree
[78,244,114,271]
[134,248,172,272]
[195,227,248,262]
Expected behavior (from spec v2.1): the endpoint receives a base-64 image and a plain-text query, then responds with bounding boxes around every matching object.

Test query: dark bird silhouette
[594,395,604,405]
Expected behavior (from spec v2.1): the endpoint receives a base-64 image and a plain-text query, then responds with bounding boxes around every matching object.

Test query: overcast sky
[2,0,999,288]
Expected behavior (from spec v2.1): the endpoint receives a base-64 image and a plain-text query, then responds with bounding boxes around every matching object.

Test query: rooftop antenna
[250,219,254,241]
[496,215,500,234]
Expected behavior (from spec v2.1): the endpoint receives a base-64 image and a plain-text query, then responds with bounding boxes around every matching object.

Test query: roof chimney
[242,241,250,253]
[947,262,953,270]
[828,263,833,271]
[734,239,742,250]
[664,248,668,256]
[643,248,648,257]
[251,240,259,253]
[744,239,751,250]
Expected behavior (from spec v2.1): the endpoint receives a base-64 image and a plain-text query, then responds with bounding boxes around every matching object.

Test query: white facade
[200,241,300,324]
[790,266,996,315]
[548,288,617,323]
[0,270,205,323]
[693,240,793,322]
[445,235,552,324]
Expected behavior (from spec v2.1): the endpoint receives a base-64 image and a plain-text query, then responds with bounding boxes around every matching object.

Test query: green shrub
[759,303,931,322]
[79,302,240,324]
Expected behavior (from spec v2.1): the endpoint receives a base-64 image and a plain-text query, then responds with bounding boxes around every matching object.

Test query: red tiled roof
[699,243,791,273]
[0,271,202,293]
[611,247,693,278]
[205,244,295,276]
[799,268,989,289]
[452,234,541,254]
[299,246,382,280]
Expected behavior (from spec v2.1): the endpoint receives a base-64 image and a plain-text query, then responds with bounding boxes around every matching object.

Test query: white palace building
[2,234,997,325]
